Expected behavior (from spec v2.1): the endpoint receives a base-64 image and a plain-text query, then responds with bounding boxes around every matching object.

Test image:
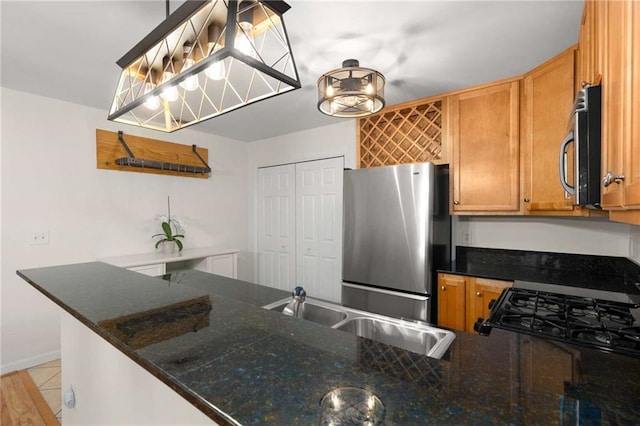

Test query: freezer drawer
[342,283,430,323]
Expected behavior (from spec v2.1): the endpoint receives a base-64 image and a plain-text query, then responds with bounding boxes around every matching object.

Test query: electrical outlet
[461,231,472,245]
[30,231,49,245]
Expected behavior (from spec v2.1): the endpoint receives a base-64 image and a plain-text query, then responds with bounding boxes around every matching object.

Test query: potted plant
[153,196,184,252]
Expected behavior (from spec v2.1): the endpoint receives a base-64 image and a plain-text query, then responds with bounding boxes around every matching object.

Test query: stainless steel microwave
[559,84,602,209]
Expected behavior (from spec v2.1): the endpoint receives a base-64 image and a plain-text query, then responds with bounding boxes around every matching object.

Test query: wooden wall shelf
[96,129,210,179]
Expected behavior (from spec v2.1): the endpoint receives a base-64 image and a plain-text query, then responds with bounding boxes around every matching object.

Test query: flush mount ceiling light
[108,0,301,132]
[317,59,385,118]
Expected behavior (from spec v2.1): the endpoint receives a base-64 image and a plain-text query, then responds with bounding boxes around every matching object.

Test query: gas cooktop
[474,281,640,358]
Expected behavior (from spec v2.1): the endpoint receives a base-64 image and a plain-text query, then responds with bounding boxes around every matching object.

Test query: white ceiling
[1,0,584,142]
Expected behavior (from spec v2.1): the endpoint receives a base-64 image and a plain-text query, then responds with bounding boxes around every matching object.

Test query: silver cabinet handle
[453,200,460,205]
[523,198,530,203]
[441,286,445,291]
[476,292,482,297]
[603,171,625,187]
[559,130,575,194]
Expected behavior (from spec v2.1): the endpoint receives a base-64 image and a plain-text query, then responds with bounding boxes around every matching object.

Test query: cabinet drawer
[127,264,166,277]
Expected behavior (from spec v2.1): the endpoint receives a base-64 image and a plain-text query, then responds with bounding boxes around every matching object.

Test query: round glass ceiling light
[317,59,385,118]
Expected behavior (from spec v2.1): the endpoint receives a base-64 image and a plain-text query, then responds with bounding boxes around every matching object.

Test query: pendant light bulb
[236,21,256,58]
[206,24,227,81]
[143,82,160,110]
[179,43,199,91]
[160,57,179,102]
[365,83,374,94]
[161,83,179,102]
[236,2,257,59]
[326,85,335,97]
[205,59,226,81]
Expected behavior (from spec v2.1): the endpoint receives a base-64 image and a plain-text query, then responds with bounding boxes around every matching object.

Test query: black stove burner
[474,287,640,358]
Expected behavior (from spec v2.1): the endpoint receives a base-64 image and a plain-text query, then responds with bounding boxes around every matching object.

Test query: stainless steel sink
[262,297,455,359]
[334,316,455,359]
[264,300,348,327]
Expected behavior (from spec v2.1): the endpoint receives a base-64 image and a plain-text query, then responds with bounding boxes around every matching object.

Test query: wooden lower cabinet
[437,273,467,330]
[437,273,512,333]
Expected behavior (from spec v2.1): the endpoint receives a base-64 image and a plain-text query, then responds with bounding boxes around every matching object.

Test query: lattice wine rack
[357,98,446,168]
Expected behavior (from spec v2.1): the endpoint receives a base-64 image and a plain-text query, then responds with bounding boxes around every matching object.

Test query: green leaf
[161,222,173,238]
[173,234,185,239]
[175,239,184,251]
[155,239,166,249]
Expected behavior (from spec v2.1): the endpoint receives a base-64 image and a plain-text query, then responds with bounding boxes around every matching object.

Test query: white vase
[159,241,178,254]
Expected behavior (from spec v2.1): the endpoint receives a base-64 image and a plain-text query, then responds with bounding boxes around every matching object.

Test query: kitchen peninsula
[17,262,640,425]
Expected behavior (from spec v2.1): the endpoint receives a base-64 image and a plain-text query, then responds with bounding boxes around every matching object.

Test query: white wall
[0,88,249,373]
[630,225,640,264]
[453,216,633,257]
[246,120,358,282]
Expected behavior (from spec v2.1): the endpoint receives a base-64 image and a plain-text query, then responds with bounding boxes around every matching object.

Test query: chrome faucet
[283,286,306,317]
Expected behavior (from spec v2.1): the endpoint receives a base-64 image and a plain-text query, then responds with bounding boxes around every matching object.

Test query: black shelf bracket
[114,131,212,175]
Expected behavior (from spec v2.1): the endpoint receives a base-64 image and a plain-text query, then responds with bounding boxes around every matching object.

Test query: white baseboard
[1,349,61,375]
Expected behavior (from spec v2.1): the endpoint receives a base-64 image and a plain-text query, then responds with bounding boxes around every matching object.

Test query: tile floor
[27,359,62,423]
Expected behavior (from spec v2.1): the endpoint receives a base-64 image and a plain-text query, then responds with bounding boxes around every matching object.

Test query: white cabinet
[101,247,239,279]
[127,263,166,277]
[257,157,344,302]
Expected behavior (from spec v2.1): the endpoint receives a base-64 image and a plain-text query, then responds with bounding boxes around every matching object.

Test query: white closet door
[296,157,344,302]
[257,164,296,291]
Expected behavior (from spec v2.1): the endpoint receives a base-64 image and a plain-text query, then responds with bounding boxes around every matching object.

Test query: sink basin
[335,316,455,359]
[264,300,347,327]
[263,297,455,359]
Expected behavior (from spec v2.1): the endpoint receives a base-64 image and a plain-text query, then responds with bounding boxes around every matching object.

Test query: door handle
[559,131,575,195]
[602,171,625,187]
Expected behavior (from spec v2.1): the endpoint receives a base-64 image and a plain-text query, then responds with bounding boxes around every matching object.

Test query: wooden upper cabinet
[609,0,640,224]
[601,0,629,209]
[437,273,467,331]
[448,79,521,214]
[625,2,640,208]
[521,46,589,215]
[576,0,603,89]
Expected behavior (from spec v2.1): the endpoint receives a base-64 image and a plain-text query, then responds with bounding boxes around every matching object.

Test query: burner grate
[481,287,640,357]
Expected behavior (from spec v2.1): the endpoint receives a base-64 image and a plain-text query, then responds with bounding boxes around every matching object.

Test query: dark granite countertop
[441,246,640,295]
[17,262,640,425]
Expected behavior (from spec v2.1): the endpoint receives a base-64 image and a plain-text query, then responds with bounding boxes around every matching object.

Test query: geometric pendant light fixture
[108,0,301,132]
[317,59,385,118]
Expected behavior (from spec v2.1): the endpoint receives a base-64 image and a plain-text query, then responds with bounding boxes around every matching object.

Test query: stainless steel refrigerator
[341,162,451,324]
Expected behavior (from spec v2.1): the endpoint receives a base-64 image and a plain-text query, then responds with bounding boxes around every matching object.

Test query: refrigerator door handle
[342,282,429,301]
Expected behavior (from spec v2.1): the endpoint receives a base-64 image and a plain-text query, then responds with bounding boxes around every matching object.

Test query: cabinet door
[127,264,166,277]
[437,273,467,331]
[449,80,521,213]
[207,253,237,279]
[467,278,511,333]
[601,0,630,209]
[522,47,579,214]
[577,0,602,89]
[623,2,640,208]
[296,157,344,303]
[257,164,296,290]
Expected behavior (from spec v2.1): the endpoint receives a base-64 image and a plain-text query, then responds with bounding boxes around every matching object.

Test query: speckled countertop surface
[17,262,640,425]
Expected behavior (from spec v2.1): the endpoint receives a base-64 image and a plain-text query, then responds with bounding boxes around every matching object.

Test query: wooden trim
[96,129,210,179]
[609,209,640,226]
[528,44,578,76]
[442,75,523,98]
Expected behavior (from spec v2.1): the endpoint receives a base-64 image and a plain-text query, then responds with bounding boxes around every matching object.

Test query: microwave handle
[559,131,575,195]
